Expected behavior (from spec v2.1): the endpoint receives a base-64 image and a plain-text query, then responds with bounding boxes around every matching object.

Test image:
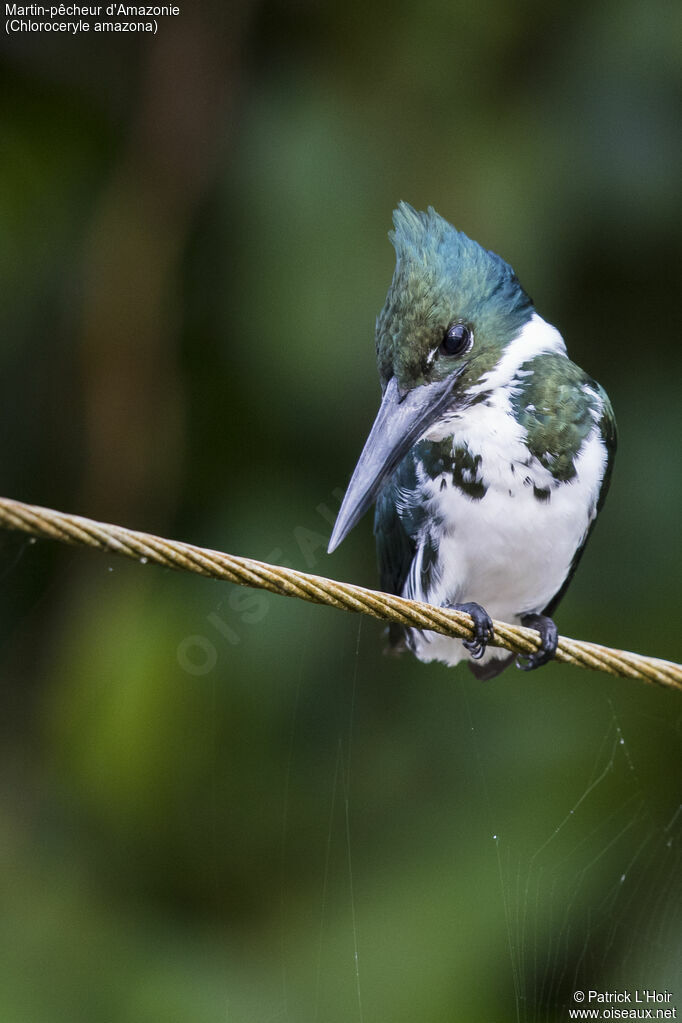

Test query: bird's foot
[445,601,494,660]
[517,613,558,671]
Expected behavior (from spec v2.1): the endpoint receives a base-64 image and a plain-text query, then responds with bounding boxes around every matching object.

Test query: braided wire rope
[0,496,680,693]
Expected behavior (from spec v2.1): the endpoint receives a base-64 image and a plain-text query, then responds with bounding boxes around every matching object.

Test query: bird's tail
[469,652,514,681]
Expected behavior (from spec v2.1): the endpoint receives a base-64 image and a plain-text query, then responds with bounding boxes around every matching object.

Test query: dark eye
[440,322,473,357]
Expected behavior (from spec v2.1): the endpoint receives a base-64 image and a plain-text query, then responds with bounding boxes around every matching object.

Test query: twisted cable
[0,496,679,693]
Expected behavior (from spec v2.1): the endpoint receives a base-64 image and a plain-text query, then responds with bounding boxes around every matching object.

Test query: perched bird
[328,203,616,679]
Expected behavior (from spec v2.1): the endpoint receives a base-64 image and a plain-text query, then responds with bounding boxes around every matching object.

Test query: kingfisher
[328,203,616,679]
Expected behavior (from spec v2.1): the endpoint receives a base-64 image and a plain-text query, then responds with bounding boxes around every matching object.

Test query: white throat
[472,312,566,395]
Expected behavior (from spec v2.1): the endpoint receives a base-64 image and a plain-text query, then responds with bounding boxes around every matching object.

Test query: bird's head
[377,202,533,395]
[328,203,535,552]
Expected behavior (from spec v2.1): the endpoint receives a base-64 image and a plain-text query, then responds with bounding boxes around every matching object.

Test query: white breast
[403,315,609,669]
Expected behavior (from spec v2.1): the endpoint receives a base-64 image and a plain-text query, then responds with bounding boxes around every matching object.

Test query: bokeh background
[1,1,681,1020]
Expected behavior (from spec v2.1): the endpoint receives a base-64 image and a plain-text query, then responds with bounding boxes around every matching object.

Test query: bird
[328,203,616,679]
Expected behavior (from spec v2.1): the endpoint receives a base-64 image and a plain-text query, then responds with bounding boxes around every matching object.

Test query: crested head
[328,203,583,555]
[376,203,535,393]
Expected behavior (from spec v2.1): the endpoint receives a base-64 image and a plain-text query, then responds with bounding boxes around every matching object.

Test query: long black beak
[328,371,463,553]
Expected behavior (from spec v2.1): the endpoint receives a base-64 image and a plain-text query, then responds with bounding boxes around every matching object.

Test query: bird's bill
[328,371,463,552]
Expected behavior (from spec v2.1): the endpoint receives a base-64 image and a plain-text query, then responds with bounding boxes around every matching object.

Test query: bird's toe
[446,601,494,660]
[516,613,558,671]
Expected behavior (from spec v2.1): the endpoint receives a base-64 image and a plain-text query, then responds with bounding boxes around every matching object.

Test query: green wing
[512,354,612,482]
[542,378,617,616]
[374,485,416,651]
[374,485,416,598]
[374,449,431,649]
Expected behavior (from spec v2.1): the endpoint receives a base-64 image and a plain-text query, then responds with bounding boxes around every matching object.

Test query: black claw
[516,613,559,671]
[446,601,494,661]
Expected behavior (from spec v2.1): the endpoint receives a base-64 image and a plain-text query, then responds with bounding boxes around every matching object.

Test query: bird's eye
[440,322,473,357]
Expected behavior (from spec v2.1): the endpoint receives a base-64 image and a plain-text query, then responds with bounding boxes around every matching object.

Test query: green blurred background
[1,1,681,1020]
